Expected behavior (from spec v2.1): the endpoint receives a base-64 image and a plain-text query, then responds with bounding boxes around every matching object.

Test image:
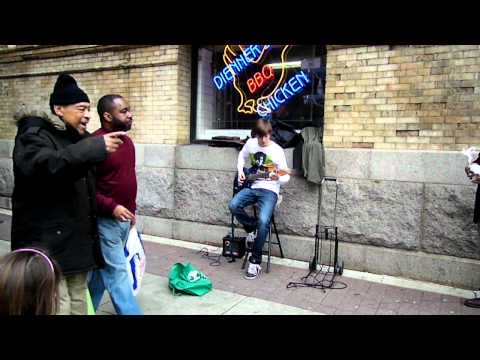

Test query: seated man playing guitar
[229,119,291,280]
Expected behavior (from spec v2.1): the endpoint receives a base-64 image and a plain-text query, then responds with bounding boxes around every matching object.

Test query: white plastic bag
[124,226,146,296]
[463,147,480,175]
[463,147,480,164]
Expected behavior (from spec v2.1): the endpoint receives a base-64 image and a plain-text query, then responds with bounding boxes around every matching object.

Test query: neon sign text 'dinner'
[213,45,271,91]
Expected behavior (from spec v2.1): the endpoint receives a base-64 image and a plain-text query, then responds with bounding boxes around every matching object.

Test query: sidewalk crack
[220,296,248,315]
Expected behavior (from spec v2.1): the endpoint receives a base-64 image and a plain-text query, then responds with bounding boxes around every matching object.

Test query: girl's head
[0,248,62,315]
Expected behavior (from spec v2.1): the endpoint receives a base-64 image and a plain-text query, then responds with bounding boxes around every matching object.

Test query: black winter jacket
[475,186,480,224]
[11,113,107,275]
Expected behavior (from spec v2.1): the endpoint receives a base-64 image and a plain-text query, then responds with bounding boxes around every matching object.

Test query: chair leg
[272,216,284,259]
[242,250,249,270]
[267,224,272,273]
[229,214,236,263]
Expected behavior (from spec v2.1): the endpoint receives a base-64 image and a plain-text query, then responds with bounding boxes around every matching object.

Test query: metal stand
[308,177,344,285]
[229,176,241,264]
[287,177,344,291]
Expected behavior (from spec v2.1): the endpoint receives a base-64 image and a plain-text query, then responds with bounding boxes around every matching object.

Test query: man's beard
[112,116,132,131]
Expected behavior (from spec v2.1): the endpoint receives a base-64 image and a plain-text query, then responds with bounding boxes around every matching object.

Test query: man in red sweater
[88,95,142,315]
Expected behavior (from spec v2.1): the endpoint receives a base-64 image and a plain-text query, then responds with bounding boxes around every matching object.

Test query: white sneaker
[245,263,262,280]
[245,231,256,248]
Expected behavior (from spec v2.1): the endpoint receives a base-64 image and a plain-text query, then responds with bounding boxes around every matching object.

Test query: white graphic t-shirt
[237,138,290,195]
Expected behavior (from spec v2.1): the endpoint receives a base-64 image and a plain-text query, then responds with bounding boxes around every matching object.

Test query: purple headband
[12,248,55,273]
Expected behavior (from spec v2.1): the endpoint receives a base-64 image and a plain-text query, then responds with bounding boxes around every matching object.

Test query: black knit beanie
[49,74,90,114]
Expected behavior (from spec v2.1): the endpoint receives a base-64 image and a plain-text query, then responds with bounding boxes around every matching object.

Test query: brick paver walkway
[144,241,480,315]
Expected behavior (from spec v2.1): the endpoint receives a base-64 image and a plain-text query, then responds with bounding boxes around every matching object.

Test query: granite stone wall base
[0,158,13,197]
[1,140,479,289]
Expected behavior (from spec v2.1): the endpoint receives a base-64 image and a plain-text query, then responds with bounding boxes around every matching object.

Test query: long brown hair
[0,249,62,315]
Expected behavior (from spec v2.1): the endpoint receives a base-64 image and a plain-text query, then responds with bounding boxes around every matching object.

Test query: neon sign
[257,70,310,117]
[213,45,271,91]
[213,45,311,118]
[247,65,275,94]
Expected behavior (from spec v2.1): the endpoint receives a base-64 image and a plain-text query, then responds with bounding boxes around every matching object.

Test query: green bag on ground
[168,263,212,297]
[87,289,95,315]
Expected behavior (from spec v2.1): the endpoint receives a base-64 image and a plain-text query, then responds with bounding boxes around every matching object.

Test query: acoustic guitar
[235,165,299,193]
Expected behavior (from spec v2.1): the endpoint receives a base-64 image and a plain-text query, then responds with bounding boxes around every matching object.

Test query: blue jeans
[88,218,143,315]
[229,188,278,265]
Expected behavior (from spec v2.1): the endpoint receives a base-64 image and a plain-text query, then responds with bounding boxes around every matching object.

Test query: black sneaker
[244,262,262,280]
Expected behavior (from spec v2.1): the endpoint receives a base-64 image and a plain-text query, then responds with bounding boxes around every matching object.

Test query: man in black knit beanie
[11,74,126,315]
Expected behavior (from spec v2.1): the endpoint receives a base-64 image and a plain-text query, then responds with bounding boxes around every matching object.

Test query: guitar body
[233,167,258,194]
[234,166,297,194]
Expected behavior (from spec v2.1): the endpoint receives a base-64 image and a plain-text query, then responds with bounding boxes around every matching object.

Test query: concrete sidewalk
[97,272,321,315]
[0,240,321,315]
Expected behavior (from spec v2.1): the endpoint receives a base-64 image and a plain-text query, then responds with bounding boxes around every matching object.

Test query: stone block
[370,150,425,182]
[421,151,471,186]
[326,148,471,186]
[135,144,145,167]
[364,246,415,278]
[144,144,175,168]
[137,215,173,239]
[275,176,320,237]
[325,148,372,179]
[0,196,11,210]
[278,234,314,262]
[176,145,238,171]
[0,140,14,158]
[0,159,13,197]
[176,144,293,171]
[174,169,233,226]
[422,184,480,260]
[322,178,423,250]
[404,251,480,289]
[173,220,229,247]
[369,150,470,185]
[0,213,11,242]
[136,167,175,218]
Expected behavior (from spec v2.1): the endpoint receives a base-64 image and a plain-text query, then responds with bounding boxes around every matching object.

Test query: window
[192,45,327,140]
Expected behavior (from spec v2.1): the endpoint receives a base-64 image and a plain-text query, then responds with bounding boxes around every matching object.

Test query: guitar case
[208,136,249,151]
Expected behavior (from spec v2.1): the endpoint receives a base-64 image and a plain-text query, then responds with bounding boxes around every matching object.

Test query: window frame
[190,44,326,143]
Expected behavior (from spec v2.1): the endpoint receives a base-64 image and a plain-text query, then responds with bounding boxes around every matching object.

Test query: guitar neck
[247,173,269,182]
[244,166,299,184]
[247,170,294,182]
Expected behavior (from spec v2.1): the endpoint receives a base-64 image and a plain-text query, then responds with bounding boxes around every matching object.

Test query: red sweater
[93,128,137,217]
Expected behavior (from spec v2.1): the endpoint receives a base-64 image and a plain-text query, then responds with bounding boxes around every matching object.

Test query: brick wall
[0,45,191,145]
[3,44,479,149]
[324,45,480,150]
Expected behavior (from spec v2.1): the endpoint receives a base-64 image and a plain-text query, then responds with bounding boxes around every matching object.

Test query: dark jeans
[229,188,278,265]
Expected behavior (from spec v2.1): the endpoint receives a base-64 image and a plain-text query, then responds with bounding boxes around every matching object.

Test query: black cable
[287,272,348,292]
[289,222,348,291]
[287,265,348,292]
[197,248,222,267]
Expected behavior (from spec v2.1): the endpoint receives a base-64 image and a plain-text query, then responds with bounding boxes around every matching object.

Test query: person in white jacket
[229,119,290,279]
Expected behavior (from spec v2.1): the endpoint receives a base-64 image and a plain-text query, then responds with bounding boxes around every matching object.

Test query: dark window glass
[194,45,326,140]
